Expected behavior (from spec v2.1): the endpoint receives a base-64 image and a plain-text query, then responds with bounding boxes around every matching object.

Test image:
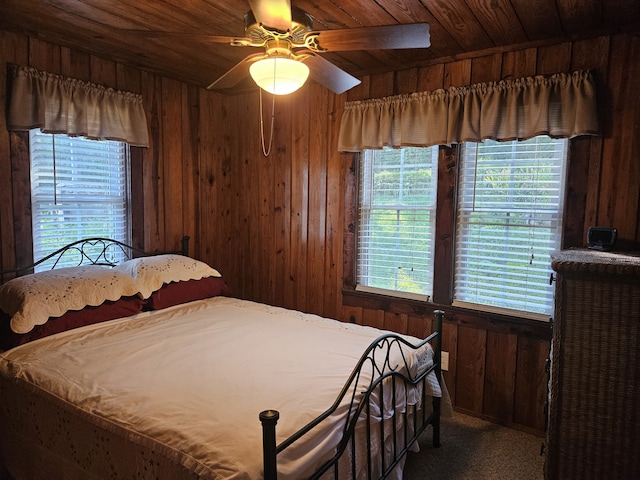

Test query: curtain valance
[7,65,149,147]
[338,70,598,152]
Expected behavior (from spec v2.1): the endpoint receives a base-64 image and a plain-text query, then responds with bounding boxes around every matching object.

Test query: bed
[0,238,450,480]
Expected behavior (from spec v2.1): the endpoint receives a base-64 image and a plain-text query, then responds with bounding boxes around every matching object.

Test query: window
[355,136,568,319]
[356,147,438,300]
[453,136,568,317]
[30,130,131,270]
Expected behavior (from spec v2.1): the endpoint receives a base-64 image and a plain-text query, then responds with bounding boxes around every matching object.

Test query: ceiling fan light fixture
[249,56,309,95]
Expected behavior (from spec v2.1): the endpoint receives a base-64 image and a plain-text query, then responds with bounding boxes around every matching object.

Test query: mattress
[0,296,447,479]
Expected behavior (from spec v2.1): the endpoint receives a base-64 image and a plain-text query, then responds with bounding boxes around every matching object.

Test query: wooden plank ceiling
[1,0,639,91]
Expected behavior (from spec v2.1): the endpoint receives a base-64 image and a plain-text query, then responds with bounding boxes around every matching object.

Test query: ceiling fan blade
[123,31,251,44]
[207,53,264,90]
[301,54,361,94]
[249,0,292,32]
[311,23,430,51]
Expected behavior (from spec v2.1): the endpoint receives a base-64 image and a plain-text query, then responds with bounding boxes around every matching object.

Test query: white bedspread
[0,297,444,479]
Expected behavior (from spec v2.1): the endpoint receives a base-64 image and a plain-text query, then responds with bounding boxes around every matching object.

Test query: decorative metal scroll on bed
[0,236,444,479]
[262,311,444,480]
[1,236,190,278]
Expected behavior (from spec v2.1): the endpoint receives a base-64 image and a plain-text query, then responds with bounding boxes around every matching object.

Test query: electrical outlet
[441,351,449,371]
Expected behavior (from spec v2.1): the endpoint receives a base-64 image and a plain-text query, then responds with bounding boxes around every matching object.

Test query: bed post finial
[433,310,444,356]
[260,409,279,480]
[181,236,190,256]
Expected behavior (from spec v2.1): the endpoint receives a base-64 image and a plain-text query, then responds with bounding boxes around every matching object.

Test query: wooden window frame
[343,137,592,332]
[9,131,145,269]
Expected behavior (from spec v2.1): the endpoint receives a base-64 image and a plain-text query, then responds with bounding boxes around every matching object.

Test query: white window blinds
[454,136,567,317]
[30,130,130,270]
[357,147,438,299]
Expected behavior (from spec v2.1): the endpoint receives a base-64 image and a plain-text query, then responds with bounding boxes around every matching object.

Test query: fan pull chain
[52,133,58,205]
[258,88,276,157]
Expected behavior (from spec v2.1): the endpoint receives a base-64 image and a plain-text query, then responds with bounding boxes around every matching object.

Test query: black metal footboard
[261,309,444,480]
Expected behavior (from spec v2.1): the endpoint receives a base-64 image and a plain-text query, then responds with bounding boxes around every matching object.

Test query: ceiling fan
[205,0,431,94]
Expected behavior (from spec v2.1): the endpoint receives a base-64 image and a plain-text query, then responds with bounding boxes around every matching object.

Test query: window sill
[451,300,550,322]
[342,287,552,339]
[355,285,430,302]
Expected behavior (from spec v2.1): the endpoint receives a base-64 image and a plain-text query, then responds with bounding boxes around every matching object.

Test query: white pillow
[0,266,140,334]
[115,254,221,299]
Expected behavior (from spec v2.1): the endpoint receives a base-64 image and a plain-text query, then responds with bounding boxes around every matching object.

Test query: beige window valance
[338,70,598,152]
[7,64,149,147]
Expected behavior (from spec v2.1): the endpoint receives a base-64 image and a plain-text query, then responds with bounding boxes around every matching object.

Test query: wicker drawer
[546,250,640,480]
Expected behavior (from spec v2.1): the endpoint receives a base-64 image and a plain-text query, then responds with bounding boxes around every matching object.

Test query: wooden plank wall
[1,28,639,435]
[0,31,203,263]
[338,34,640,434]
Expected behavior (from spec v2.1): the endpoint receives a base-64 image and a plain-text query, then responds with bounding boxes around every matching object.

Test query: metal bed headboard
[0,236,190,280]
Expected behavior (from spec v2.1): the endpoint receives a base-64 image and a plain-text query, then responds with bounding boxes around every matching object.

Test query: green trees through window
[357,136,567,316]
[454,137,567,316]
[30,130,131,270]
[357,147,438,298]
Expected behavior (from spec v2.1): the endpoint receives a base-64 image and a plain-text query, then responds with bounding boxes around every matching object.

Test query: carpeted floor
[403,412,545,479]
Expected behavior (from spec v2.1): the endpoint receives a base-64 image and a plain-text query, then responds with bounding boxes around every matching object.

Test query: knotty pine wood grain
[394,67,418,95]
[180,83,199,255]
[290,88,310,311]
[306,83,329,315]
[444,59,471,88]
[454,325,487,414]
[417,62,445,92]
[536,42,572,75]
[466,0,528,46]
[441,321,458,404]
[510,0,564,39]
[362,309,385,330]
[161,77,184,250]
[118,65,146,249]
[275,93,294,309]
[564,137,592,249]
[571,36,610,246]
[514,336,550,433]
[483,331,518,423]
[141,71,164,253]
[28,37,57,74]
[469,53,503,85]
[341,305,362,326]
[425,0,494,52]
[62,47,91,83]
[4,0,637,89]
[89,55,117,87]
[600,34,640,247]
[261,96,276,306]
[0,30,27,273]
[432,146,456,306]
[501,47,537,79]
[383,311,408,334]
[407,313,433,341]
[324,91,345,317]
[3,28,640,435]
[369,70,394,99]
[8,132,32,271]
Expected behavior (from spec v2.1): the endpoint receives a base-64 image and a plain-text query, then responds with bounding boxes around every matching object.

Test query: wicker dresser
[546,249,640,480]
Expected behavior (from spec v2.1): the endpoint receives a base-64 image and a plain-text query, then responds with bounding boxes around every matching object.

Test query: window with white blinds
[453,136,568,317]
[357,147,438,300]
[30,130,131,271]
